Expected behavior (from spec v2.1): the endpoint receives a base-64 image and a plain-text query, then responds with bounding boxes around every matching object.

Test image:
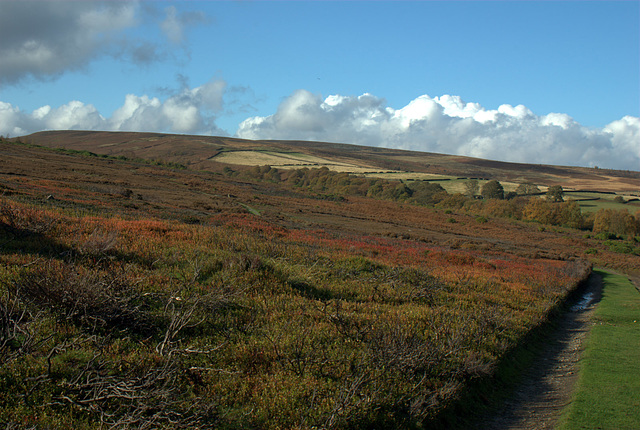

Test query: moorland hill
[18,130,640,194]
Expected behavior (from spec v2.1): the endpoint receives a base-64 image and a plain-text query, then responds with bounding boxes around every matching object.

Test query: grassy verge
[560,270,640,429]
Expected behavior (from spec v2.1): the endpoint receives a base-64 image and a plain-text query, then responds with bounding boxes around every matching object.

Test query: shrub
[481,180,504,200]
[0,199,58,236]
[595,231,620,241]
[605,241,639,256]
[77,228,118,256]
[546,185,564,202]
[14,260,153,335]
[0,285,38,366]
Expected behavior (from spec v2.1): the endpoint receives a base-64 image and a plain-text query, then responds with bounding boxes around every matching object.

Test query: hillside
[18,130,640,194]
[0,136,637,428]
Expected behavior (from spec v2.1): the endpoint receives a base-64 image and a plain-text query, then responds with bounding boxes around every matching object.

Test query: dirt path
[478,273,604,430]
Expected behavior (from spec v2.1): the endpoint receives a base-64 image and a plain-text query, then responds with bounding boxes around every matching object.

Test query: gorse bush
[604,240,639,256]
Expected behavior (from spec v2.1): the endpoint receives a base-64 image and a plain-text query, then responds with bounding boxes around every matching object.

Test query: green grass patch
[560,270,640,429]
[572,193,640,213]
[239,203,261,216]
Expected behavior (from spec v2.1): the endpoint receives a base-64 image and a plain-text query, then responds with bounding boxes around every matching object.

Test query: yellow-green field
[211,150,388,174]
[564,192,640,213]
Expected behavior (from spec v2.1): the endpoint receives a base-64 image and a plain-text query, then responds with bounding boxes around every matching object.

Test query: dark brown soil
[479,273,604,430]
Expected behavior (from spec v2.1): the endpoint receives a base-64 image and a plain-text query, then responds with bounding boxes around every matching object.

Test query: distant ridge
[17,130,640,193]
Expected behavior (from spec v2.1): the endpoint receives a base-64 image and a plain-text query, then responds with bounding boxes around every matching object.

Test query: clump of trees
[242,166,449,205]
[407,181,447,206]
[522,198,584,229]
[591,208,640,237]
[240,166,640,238]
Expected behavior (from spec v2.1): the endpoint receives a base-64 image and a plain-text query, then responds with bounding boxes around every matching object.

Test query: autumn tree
[523,198,555,224]
[481,180,504,200]
[516,182,540,195]
[546,185,564,202]
[408,181,447,205]
[464,179,479,198]
[522,199,584,228]
[593,208,639,236]
[559,201,585,229]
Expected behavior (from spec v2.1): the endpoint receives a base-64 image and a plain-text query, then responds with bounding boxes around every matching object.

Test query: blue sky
[0,1,638,170]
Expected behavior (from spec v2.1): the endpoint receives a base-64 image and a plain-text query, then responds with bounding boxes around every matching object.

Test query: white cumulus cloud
[0,79,228,137]
[237,91,640,170]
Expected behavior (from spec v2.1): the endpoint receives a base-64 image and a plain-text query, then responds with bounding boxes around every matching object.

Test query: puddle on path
[571,291,595,312]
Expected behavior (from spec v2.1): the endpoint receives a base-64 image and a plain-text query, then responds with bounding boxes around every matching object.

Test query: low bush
[0,286,38,366]
[475,216,488,224]
[13,261,153,336]
[595,231,620,241]
[0,199,58,236]
[604,241,639,256]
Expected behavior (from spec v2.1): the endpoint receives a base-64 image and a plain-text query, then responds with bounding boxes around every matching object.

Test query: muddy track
[477,272,604,430]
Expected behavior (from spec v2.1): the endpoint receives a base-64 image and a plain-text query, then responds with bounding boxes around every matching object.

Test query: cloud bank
[0,2,207,85]
[237,90,639,170]
[0,78,228,137]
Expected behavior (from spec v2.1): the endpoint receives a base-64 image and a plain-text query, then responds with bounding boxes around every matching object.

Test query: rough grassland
[560,270,640,430]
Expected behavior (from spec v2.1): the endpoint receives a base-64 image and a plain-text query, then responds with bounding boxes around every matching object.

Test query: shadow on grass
[0,224,71,258]
[0,222,159,271]
[287,278,340,301]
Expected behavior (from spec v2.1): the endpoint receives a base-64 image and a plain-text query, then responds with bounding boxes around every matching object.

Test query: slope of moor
[2,139,634,269]
[19,130,640,194]
[0,137,634,429]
